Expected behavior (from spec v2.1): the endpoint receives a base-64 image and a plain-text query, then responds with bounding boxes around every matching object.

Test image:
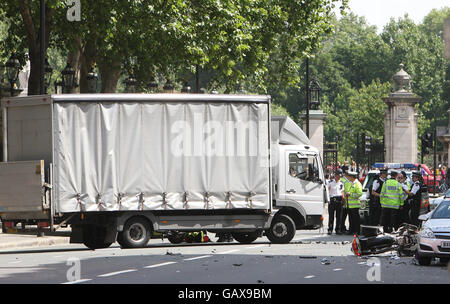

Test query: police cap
[390,170,398,177]
[412,171,421,178]
[348,171,358,177]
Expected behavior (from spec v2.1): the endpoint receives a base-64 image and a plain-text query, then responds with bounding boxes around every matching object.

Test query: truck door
[284,152,324,214]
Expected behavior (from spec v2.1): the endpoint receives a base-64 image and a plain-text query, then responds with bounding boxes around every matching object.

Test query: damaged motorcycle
[351,224,419,257]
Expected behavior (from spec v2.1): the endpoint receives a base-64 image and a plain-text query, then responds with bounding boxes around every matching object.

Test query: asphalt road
[0,230,449,284]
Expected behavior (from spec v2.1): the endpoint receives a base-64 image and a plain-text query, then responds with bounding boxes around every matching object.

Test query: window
[289,153,319,182]
[431,201,450,219]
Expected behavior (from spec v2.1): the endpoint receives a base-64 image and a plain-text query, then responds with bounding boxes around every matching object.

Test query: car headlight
[419,228,435,239]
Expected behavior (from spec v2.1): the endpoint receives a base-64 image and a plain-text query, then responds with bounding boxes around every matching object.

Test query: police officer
[370,168,387,226]
[398,171,411,225]
[409,171,423,227]
[328,169,344,235]
[340,170,352,234]
[346,171,363,235]
[380,170,403,233]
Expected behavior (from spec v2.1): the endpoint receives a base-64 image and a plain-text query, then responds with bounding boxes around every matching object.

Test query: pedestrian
[380,170,403,233]
[328,169,344,235]
[408,171,423,227]
[341,160,349,173]
[369,168,387,226]
[345,171,363,235]
[340,171,352,234]
[398,171,411,225]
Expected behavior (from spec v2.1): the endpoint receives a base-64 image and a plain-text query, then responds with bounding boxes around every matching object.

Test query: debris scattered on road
[265,256,274,258]
[321,258,331,265]
[166,251,181,256]
[391,255,400,260]
[233,263,242,267]
[257,280,264,284]
[299,256,317,259]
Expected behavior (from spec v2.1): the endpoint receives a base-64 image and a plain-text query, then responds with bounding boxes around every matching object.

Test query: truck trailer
[0,94,327,249]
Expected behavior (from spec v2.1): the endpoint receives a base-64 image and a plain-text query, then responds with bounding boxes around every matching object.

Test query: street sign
[445,18,450,60]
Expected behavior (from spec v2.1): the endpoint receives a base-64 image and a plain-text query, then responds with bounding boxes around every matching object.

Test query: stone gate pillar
[383,64,421,164]
[302,110,327,158]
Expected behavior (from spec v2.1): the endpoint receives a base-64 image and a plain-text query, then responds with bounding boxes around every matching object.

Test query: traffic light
[362,133,372,155]
[421,132,433,154]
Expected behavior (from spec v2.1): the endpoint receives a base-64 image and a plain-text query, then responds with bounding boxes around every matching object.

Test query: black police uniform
[409,180,422,227]
[369,175,384,226]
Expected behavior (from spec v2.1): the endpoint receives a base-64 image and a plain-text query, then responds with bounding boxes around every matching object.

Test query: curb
[0,236,70,251]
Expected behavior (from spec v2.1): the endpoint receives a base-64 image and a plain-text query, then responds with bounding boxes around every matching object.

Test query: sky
[341,0,450,32]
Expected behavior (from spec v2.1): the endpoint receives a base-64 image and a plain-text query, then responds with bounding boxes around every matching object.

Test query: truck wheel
[117,217,151,248]
[231,232,259,244]
[82,226,112,250]
[266,214,296,244]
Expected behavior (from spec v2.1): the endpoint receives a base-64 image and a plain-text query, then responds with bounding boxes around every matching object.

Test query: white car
[417,199,450,265]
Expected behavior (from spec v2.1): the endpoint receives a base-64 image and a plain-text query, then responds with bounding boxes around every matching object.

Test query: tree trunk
[98,58,122,93]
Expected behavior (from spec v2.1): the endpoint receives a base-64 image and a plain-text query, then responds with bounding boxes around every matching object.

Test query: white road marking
[183,255,213,261]
[144,261,178,268]
[8,261,22,264]
[98,269,137,277]
[333,268,343,271]
[245,245,266,249]
[218,249,240,254]
[304,275,315,279]
[62,279,92,284]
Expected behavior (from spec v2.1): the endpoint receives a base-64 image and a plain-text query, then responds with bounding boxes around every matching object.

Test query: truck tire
[82,225,113,250]
[117,217,151,249]
[266,214,296,244]
[231,232,259,244]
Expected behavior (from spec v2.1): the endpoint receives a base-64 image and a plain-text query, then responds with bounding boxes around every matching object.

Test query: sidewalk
[0,226,71,251]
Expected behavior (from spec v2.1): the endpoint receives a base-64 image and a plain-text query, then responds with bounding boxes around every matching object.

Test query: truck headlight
[419,228,435,239]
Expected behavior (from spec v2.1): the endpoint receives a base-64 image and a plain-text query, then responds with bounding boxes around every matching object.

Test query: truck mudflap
[0,160,50,221]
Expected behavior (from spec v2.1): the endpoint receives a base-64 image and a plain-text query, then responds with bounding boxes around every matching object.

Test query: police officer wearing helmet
[370,168,387,226]
[380,170,403,233]
[408,171,423,227]
[345,171,363,235]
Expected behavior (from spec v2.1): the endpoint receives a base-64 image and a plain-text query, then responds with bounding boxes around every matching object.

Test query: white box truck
[0,94,327,249]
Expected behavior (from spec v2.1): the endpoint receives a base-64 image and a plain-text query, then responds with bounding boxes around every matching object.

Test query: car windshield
[431,201,450,219]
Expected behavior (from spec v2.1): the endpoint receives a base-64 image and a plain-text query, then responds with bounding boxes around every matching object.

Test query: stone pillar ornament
[383,64,421,163]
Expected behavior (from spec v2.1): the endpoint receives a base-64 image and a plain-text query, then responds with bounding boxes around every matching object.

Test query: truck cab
[271,116,327,230]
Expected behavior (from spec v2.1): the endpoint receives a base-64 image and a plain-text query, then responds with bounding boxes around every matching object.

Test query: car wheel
[417,256,432,266]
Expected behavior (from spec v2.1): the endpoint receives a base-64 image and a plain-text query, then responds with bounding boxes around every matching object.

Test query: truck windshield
[289,153,319,182]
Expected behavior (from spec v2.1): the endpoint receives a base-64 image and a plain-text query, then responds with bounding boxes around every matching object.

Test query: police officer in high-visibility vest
[340,170,352,234]
[408,171,423,227]
[345,171,363,235]
[370,168,387,226]
[380,170,404,233]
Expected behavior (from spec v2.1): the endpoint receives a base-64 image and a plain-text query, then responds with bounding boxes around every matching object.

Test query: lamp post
[181,81,191,93]
[5,53,20,97]
[163,79,175,93]
[44,58,53,94]
[124,70,137,93]
[61,62,75,93]
[148,76,158,93]
[305,60,321,138]
[86,65,98,93]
